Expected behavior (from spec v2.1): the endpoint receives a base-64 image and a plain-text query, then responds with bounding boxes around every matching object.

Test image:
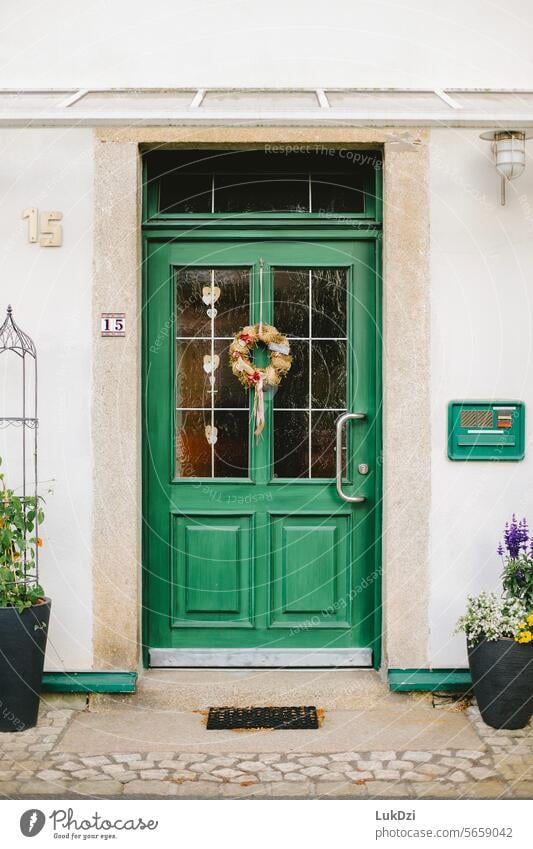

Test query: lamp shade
[494,132,526,180]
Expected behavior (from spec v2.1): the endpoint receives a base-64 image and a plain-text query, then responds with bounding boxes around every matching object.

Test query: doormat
[206,706,319,730]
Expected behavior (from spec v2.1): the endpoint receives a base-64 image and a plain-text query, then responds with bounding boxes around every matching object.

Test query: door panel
[270,514,350,627]
[171,514,252,627]
[144,238,379,664]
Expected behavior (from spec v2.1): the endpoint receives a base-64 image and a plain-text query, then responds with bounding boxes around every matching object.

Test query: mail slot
[448,401,525,461]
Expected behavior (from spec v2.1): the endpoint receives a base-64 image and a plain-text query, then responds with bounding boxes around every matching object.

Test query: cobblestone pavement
[0,702,531,799]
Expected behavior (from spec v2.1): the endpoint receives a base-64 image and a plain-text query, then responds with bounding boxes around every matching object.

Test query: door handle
[336,412,367,503]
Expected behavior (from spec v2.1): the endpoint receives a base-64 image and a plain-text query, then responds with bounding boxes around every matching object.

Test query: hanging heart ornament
[205,425,218,445]
[203,354,220,374]
[202,286,221,306]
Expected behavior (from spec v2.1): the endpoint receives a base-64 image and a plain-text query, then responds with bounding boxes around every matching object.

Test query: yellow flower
[518,621,527,629]
[517,630,533,643]
[37,537,43,548]
[527,614,533,627]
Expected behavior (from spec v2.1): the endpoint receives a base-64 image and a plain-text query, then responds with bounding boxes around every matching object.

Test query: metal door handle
[336,412,367,503]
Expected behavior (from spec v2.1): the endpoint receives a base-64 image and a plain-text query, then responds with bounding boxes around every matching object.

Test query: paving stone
[459,780,511,799]
[346,771,373,782]
[159,760,193,770]
[71,769,100,779]
[139,770,169,780]
[57,761,82,772]
[257,770,283,782]
[413,782,460,799]
[284,773,307,781]
[316,781,369,798]
[237,761,263,773]
[80,755,111,767]
[258,754,281,763]
[206,757,238,767]
[510,781,533,798]
[402,751,432,762]
[370,751,396,761]
[301,766,328,778]
[102,764,137,777]
[298,756,329,766]
[111,753,143,763]
[387,760,413,770]
[8,780,54,796]
[123,780,177,797]
[402,771,432,782]
[275,762,301,773]
[70,780,123,796]
[418,763,450,777]
[448,770,468,782]
[188,762,212,773]
[177,781,223,798]
[353,760,381,771]
[0,771,16,780]
[468,766,497,780]
[221,783,268,798]
[372,781,413,798]
[270,782,310,798]
[167,770,197,782]
[212,768,246,780]
[440,757,473,769]
[135,762,157,771]
[374,769,401,780]
[326,762,353,774]
[36,769,67,781]
[456,750,485,759]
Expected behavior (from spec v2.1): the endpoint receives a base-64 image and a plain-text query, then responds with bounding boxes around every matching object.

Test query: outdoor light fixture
[480,129,531,206]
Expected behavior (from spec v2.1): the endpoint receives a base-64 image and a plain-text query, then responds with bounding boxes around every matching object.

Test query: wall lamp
[480,129,531,206]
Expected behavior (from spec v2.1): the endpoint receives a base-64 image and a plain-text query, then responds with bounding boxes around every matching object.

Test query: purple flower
[503,514,529,559]
[516,570,525,583]
[497,542,504,556]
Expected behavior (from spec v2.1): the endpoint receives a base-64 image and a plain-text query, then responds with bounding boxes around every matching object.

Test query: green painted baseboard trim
[388,668,472,693]
[42,672,137,694]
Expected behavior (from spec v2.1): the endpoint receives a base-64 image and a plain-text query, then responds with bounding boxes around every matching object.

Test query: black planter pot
[0,598,51,732]
[468,637,533,730]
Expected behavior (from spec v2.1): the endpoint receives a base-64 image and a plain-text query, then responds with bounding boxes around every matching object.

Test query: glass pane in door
[273,267,348,478]
[175,267,250,478]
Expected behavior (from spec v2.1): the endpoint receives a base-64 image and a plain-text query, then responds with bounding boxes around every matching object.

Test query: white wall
[0,129,94,670]
[429,128,533,667]
[1,0,533,90]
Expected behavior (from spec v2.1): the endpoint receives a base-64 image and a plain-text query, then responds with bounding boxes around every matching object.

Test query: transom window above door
[144,148,381,218]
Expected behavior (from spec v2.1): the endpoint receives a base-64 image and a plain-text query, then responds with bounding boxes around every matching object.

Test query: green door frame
[141,162,383,670]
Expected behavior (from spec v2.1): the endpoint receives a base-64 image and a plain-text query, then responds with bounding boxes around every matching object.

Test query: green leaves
[501,554,533,609]
[0,457,45,609]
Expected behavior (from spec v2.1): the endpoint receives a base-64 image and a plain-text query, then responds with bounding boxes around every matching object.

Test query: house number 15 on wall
[22,207,63,247]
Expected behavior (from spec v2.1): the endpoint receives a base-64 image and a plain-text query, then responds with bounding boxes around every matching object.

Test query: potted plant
[456,515,533,730]
[0,457,50,732]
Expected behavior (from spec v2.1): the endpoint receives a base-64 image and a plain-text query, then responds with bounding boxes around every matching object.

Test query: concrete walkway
[0,692,531,799]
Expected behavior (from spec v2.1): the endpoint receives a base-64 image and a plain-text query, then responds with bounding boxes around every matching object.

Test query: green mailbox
[448,401,525,461]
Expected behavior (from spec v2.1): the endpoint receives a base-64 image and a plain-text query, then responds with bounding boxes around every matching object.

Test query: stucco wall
[2,0,532,90]
[0,129,94,670]
[429,128,533,666]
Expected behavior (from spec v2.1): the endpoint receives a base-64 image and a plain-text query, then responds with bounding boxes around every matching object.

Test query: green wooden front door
[144,237,380,666]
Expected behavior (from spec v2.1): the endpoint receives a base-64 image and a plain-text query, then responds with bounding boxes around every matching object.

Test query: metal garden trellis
[0,304,39,589]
